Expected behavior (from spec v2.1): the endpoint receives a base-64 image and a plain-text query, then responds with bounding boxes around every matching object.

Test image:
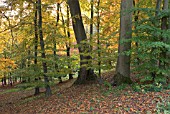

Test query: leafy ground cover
[0,71,169,114]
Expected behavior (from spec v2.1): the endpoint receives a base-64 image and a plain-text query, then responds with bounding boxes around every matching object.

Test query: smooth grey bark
[37,0,51,97]
[68,0,97,84]
[113,0,133,86]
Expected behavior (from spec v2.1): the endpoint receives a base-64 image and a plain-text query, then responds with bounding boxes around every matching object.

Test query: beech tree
[66,4,73,80]
[160,0,168,68]
[34,1,40,95]
[113,0,133,85]
[37,0,51,96]
[68,0,97,84]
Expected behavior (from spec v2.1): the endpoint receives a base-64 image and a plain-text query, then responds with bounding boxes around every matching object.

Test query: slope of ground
[0,71,169,114]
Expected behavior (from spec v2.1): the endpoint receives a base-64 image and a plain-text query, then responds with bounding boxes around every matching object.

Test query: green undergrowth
[132,83,170,93]
[156,96,170,114]
[101,80,170,97]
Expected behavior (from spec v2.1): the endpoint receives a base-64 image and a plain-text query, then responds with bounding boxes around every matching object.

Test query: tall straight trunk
[160,0,169,84]
[60,5,73,80]
[113,0,133,86]
[133,0,140,65]
[168,1,170,70]
[160,0,168,68]
[34,1,40,95]
[88,0,94,77]
[97,0,101,78]
[66,5,73,80]
[68,0,97,84]
[150,0,162,81]
[90,0,94,51]
[57,4,73,80]
[55,3,63,83]
[37,0,51,97]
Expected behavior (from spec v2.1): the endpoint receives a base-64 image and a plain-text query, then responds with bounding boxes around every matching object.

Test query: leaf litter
[0,71,169,114]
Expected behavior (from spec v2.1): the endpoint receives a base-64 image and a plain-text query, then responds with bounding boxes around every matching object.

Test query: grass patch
[0,88,20,94]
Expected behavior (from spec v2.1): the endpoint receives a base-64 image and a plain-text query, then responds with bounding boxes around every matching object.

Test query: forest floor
[0,71,170,114]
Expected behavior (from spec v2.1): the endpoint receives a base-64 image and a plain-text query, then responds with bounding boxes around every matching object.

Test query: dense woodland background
[0,0,170,113]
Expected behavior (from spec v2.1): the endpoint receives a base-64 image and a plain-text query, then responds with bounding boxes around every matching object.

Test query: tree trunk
[66,5,73,80]
[68,0,97,84]
[34,1,40,95]
[160,0,168,68]
[55,3,63,83]
[27,47,31,82]
[150,0,162,81]
[155,0,162,17]
[133,0,140,65]
[2,78,4,86]
[3,73,7,85]
[59,5,73,80]
[58,4,74,80]
[37,0,51,97]
[97,0,101,78]
[90,0,94,51]
[113,0,133,86]
[9,75,12,86]
[168,1,170,70]
[161,0,169,83]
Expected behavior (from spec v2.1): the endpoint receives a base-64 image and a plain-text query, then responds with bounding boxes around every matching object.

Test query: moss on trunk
[112,72,132,86]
